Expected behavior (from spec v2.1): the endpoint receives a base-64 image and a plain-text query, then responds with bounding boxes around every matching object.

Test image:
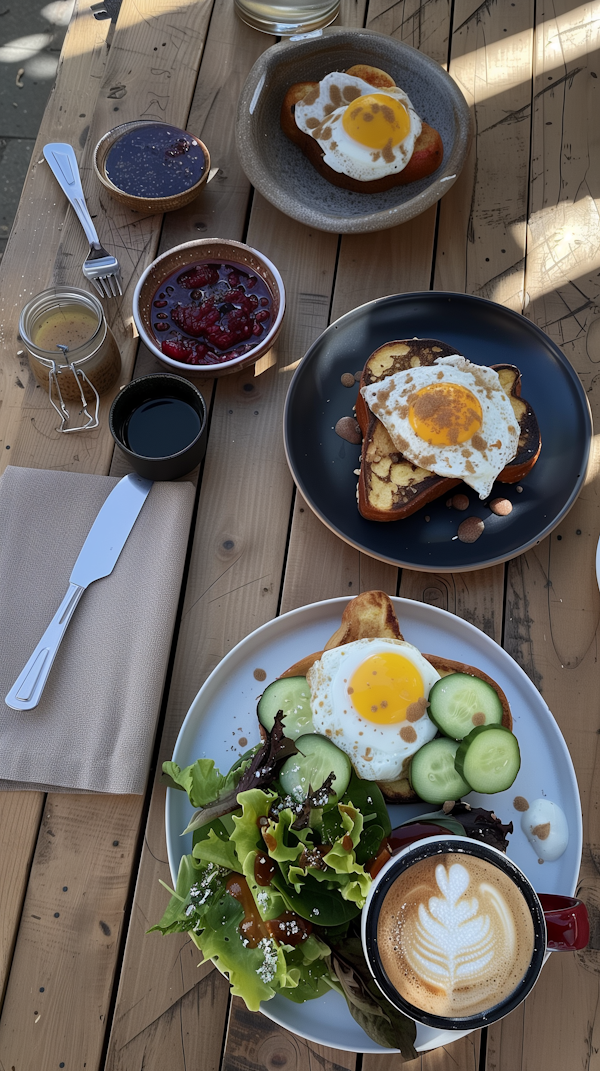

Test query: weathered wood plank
[0,792,43,1008]
[0,0,113,1013]
[435,0,534,309]
[224,999,356,1071]
[489,2,600,1067]
[0,794,141,1067]
[109,967,231,1071]
[363,1031,480,1071]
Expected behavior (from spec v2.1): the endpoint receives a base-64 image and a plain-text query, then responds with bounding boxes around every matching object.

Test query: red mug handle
[538,894,590,950]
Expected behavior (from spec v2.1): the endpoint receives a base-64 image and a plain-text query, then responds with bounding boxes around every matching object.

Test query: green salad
[151,713,419,1056]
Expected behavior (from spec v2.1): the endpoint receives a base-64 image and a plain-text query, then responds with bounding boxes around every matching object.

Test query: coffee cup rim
[362,835,547,1031]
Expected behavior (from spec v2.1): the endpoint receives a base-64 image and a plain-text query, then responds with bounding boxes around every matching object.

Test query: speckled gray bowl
[236,28,472,234]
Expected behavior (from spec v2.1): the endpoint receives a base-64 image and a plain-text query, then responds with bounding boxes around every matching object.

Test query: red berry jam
[151,261,273,366]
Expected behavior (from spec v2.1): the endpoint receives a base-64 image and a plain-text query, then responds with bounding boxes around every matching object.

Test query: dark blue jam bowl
[110,373,207,481]
[94,121,210,213]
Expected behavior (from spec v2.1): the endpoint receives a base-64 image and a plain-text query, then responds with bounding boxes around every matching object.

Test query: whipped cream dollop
[520,798,569,862]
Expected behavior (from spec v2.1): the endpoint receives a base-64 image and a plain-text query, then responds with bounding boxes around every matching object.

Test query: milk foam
[377,854,535,1019]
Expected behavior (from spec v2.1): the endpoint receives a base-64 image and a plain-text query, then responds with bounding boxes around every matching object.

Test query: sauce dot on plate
[335,416,361,444]
[457,517,484,543]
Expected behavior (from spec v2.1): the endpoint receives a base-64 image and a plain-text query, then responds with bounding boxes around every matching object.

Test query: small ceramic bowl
[94,120,210,213]
[109,373,207,480]
[236,27,472,233]
[133,238,285,377]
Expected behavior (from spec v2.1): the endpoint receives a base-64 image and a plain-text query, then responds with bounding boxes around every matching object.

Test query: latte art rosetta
[377,854,535,1018]
[406,863,514,991]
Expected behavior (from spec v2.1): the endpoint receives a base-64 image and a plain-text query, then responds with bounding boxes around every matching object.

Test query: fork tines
[85,260,123,298]
[90,269,123,299]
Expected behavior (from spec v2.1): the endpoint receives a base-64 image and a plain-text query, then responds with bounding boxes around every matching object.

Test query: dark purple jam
[105,123,205,198]
[152,261,274,366]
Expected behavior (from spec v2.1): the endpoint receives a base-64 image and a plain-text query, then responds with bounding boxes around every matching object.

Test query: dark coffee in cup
[377,852,535,1019]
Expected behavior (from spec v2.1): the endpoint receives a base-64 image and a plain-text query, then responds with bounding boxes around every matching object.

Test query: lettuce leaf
[199,889,286,1011]
[193,829,241,873]
[163,756,251,809]
[149,854,229,936]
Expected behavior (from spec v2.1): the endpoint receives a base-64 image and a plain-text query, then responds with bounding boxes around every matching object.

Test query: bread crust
[356,340,542,522]
[280,70,443,194]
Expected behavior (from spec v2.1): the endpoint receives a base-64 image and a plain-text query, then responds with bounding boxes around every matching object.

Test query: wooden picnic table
[0,0,598,1067]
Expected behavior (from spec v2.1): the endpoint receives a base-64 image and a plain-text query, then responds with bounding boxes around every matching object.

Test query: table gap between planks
[0,0,598,1070]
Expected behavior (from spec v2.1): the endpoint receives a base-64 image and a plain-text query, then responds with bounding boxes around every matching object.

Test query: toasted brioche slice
[280,591,402,678]
[324,589,404,649]
[356,339,542,522]
[280,66,443,194]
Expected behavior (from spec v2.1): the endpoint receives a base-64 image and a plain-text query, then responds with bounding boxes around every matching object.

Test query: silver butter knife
[5,473,153,711]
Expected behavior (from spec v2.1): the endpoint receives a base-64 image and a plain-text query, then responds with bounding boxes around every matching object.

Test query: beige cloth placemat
[0,467,195,794]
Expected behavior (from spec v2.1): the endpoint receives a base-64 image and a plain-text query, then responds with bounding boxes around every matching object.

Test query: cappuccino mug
[361,835,589,1031]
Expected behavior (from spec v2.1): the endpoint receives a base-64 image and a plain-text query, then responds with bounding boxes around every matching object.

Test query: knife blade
[5,473,153,711]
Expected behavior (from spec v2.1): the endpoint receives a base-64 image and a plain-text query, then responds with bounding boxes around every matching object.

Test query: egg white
[294,72,422,182]
[361,354,520,499]
[306,637,439,781]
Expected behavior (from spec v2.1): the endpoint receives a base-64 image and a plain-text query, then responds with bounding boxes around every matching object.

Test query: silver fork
[43,143,123,298]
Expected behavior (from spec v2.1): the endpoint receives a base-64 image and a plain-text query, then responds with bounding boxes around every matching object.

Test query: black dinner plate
[283,292,592,572]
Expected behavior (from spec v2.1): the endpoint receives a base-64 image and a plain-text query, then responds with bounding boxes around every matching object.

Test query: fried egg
[294,71,422,182]
[307,637,439,781]
[361,355,520,499]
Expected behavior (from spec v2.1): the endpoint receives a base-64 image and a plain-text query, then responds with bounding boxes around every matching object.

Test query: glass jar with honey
[19,286,121,432]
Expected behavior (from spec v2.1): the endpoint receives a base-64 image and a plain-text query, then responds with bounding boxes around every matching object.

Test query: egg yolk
[348,651,424,724]
[342,93,410,150]
[408,382,483,446]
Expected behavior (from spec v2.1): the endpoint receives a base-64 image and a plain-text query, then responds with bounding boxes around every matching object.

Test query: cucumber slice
[409,741,471,805]
[279,734,351,807]
[428,673,503,740]
[455,725,520,794]
[257,677,314,739]
[409,738,471,805]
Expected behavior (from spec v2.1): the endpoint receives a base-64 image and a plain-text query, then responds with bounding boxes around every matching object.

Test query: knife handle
[5,583,85,711]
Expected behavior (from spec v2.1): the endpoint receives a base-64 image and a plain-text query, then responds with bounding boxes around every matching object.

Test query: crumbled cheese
[187,864,229,914]
[256,890,270,911]
[256,938,278,984]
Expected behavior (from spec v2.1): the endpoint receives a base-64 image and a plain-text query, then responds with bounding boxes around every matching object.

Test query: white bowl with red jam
[133,239,286,376]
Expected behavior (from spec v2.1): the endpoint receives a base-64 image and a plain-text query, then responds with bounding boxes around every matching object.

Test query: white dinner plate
[166,597,582,1054]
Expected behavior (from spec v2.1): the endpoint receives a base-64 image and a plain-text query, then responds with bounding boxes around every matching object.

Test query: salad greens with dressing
[151,706,514,1055]
[150,713,419,1057]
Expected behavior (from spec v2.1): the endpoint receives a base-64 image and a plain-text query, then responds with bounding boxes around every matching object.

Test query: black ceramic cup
[110,373,207,480]
[361,836,548,1032]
